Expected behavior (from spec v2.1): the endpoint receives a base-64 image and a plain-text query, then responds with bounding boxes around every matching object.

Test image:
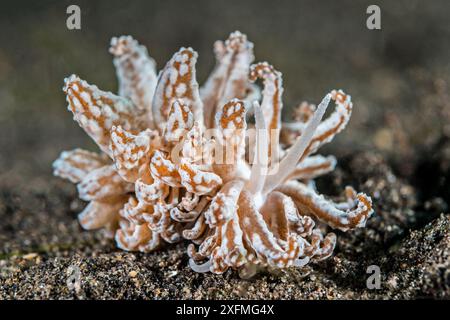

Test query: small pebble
[128,270,138,278]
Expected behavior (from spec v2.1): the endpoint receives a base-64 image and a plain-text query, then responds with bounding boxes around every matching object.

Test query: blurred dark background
[1,0,450,185]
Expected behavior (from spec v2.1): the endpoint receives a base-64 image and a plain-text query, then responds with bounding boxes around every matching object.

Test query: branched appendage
[110,125,158,183]
[249,62,283,162]
[213,99,248,182]
[53,31,374,277]
[277,181,372,231]
[63,74,149,157]
[110,35,158,123]
[201,31,254,128]
[53,149,108,183]
[152,47,204,132]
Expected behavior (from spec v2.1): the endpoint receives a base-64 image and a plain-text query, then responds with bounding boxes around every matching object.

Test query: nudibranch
[53,31,373,275]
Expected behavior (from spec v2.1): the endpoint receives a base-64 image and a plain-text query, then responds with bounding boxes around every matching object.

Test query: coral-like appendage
[53,148,108,183]
[63,75,148,156]
[110,35,158,119]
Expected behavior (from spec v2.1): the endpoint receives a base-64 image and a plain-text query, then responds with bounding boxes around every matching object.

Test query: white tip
[189,259,212,273]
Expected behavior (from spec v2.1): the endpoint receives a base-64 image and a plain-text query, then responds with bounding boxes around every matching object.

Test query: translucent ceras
[53,31,373,275]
